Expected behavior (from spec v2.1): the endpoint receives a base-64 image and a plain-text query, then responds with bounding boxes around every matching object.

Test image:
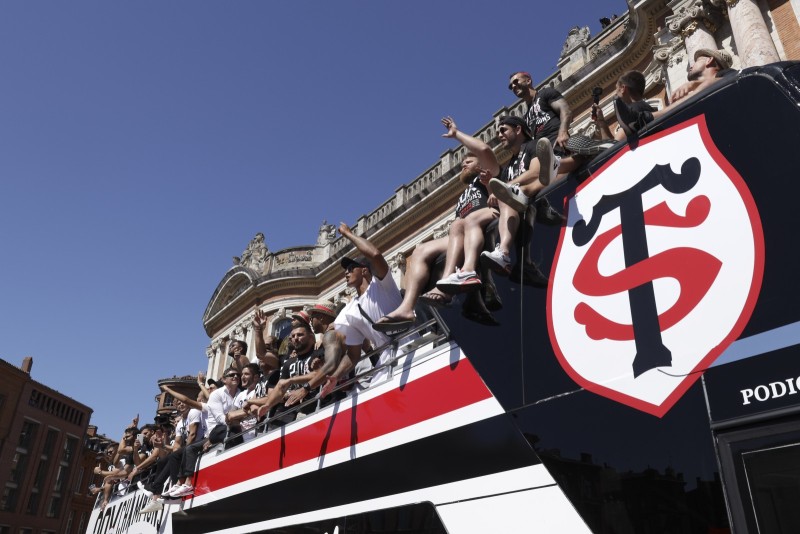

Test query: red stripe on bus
[193,358,492,496]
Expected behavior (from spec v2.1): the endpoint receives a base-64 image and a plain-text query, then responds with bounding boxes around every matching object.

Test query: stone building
[154,375,201,419]
[0,357,92,534]
[202,0,799,379]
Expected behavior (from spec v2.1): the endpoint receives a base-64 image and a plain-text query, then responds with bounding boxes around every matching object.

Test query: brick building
[0,357,91,534]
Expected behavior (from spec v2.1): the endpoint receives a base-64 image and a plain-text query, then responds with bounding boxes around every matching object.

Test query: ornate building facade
[202,0,799,380]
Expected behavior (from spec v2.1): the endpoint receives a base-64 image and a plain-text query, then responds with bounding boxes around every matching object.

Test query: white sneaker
[480,245,512,275]
[170,484,194,498]
[536,138,558,186]
[488,178,528,212]
[136,481,153,498]
[116,480,130,495]
[163,484,182,498]
[436,268,482,294]
[139,499,163,514]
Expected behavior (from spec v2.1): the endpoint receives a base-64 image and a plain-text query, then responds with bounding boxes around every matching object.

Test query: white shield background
[548,117,763,416]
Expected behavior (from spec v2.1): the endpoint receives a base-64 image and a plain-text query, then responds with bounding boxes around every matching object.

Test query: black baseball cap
[341,256,372,271]
[498,115,533,139]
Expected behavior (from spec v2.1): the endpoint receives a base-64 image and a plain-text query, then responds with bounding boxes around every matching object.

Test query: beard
[459,167,480,182]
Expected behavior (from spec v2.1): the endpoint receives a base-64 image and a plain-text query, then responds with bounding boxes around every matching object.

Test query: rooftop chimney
[21,356,33,374]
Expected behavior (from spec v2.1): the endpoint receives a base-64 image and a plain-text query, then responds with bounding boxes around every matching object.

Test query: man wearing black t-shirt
[511,71,571,151]
[489,71,581,215]
[249,323,323,425]
[595,71,655,142]
[481,116,542,276]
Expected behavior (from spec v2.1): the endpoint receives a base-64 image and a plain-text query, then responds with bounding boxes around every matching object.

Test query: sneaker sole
[436,278,483,294]
[479,253,511,276]
[536,138,554,186]
[488,180,527,212]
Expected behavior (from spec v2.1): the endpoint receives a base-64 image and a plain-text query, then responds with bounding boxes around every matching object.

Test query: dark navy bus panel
[443,62,800,533]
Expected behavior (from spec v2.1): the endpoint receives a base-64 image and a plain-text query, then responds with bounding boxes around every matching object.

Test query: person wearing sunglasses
[140,367,240,513]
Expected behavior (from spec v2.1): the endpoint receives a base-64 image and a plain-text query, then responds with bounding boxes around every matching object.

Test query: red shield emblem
[548,116,764,416]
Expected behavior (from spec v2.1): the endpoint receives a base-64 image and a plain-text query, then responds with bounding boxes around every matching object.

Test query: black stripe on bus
[173,413,541,533]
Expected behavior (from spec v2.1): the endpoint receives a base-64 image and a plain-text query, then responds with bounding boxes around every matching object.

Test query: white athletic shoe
[436,268,482,294]
[169,484,194,498]
[488,178,529,212]
[136,481,153,499]
[139,499,164,514]
[480,245,512,275]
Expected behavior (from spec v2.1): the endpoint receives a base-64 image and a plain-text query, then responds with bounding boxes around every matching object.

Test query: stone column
[205,345,215,383]
[210,339,223,379]
[684,21,718,62]
[667,0,721,65]
[724,0,780,67]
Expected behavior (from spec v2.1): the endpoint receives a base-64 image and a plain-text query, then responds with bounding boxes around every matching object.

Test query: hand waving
[441,116,458,138]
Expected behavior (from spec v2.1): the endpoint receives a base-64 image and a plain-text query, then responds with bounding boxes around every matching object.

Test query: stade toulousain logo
[548,116,764,417]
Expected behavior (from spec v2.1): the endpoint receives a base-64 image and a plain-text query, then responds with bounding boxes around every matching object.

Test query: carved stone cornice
[667,0,721,38]
[590,20,630,60]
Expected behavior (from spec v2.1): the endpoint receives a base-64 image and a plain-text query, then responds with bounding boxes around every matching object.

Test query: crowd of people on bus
[90,57,736,515]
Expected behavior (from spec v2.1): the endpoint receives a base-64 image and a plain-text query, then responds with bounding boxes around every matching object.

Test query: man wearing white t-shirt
[320,222,402,396]
[226,363,260,443]
[175,368,237,497]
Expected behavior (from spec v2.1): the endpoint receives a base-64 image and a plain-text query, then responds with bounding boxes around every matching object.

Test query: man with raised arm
[127,425,165,483]
[372,117,500,324]
[246,322,324,425]
[226,339,250,373]
[322,222,402,394]
[251,308,281,375]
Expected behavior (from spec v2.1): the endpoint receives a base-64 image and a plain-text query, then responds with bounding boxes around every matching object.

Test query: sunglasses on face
[224,373,240,379]
[508,78,526,90]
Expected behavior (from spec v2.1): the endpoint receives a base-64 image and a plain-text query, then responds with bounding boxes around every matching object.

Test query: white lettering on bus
[740,377,800,405]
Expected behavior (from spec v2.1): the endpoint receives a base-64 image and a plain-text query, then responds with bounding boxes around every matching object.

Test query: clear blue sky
[1,1,625,438]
